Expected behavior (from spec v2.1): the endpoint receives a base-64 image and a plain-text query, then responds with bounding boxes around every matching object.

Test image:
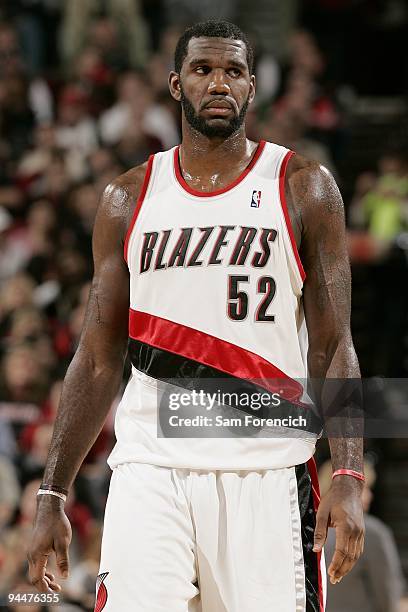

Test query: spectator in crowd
[258,28,340,174]
[147,25,182,94]
[350,152,408,242]
[87,147,123,196]
[59,1,149,71]
[99,70,179,151]
[55,85,98,181]
[0,344,48,405]
[0,22,53,124]
[0,456,20,529]
[262,105,336,174]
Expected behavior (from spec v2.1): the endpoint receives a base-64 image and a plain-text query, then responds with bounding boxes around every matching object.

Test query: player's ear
[248,74,256,105]
[169,71,182,102]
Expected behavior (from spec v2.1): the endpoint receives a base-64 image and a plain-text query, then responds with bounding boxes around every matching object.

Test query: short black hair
[174,20,254,74]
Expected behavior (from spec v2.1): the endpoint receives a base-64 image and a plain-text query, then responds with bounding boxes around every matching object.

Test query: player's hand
[313,476,364,585]
[28,496,72,593]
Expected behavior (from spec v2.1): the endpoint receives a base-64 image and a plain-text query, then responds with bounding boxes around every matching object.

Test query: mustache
[200,98,238,113]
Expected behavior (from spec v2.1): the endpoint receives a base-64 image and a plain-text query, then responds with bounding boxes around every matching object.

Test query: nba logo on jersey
[251,190,262,208]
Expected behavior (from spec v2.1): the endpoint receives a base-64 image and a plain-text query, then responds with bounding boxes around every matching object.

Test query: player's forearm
[327,340,363,472]
[309,337,364,473]
[328,437,363,475]
[42,348,125,491]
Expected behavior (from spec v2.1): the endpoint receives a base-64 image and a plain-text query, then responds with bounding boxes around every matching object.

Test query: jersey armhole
[123,154,155,264]
[278,150,306,282]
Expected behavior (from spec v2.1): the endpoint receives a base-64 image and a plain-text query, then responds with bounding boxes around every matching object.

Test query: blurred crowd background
[0,0,407,610]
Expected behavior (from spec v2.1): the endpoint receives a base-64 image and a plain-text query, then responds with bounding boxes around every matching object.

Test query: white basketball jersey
[108,141,318,471]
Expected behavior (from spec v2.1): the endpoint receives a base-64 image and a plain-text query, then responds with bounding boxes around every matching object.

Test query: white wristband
[37,489,67,502]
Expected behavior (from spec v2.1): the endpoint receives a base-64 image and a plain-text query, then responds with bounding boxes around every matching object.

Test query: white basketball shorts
[95,460,326,612]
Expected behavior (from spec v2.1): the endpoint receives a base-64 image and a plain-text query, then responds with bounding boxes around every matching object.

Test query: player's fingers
[28,552,51,593]
[54,538,70,579]
[44,571,62,592]
[341,522,365,580]
[359,530,365,556]
[348,527,362,562]
[330,532,363,584]
[329,518,363,583]
[313,506,329,552]
[348,530,364,569]
[331,548,356,583]
[327,527,350,583]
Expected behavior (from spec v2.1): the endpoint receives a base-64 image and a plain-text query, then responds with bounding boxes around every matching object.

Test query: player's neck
[179,125,256,187]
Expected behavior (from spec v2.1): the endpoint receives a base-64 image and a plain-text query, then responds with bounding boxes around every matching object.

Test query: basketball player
[28,21,364,612]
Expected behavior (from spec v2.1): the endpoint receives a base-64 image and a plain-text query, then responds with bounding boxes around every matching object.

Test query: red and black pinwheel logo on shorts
[94,572,109,612]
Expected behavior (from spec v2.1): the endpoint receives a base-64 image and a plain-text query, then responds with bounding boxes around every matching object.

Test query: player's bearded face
[180,85,250,138]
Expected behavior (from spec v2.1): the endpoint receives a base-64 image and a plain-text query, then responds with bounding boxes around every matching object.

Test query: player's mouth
[203,100,234,116]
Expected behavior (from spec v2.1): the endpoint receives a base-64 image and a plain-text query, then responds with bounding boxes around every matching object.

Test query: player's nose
[208,68,230,95]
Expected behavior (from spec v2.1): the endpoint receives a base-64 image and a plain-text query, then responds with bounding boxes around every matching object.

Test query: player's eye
[195,66,210,75]
[228,68,241,77]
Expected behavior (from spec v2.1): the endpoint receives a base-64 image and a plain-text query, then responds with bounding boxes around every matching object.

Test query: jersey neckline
[174,140,266,198]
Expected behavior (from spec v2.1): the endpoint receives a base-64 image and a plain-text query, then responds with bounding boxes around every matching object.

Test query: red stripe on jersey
[278,151,306,282]
[94,573,108,612]
[124,154,155,263]
[174,140,266,198]
[307,457,325,612]
[129,309,303,401]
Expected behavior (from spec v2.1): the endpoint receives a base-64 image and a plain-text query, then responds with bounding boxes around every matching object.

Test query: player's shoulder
[286,151,343,216]
[287,151,333,189]
[104,160,150,203]
[94,160,152,236]
[101,161,151,216]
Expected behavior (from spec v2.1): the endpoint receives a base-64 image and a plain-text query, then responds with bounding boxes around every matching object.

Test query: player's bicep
[299,166,352,361]
[77,186,130,365]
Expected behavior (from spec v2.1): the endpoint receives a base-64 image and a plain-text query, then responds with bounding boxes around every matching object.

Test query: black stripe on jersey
[296,463,321,612]
[128,338,322,434]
